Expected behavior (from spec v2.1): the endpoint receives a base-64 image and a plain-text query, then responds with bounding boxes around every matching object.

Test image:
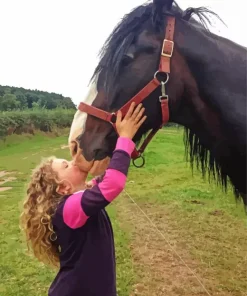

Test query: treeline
[0,84,181,140]
[0,85,76,111]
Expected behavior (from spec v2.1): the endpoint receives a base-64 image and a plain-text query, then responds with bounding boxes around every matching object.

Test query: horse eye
[121,55,133,67]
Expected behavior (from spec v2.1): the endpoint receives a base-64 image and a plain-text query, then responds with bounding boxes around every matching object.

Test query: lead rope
[123,189,212,296]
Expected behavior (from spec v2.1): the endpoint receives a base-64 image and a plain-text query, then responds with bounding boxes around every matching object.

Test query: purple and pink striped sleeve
[63,137,135,229]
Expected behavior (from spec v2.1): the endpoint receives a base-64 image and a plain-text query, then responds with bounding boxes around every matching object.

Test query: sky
[0,0,246,105]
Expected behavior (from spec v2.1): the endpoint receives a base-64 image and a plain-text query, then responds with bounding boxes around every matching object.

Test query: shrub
[0,108,75,139]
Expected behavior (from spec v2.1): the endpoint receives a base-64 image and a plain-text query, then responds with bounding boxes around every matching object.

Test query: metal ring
[132,155,145,168]
[154,71,169,84]
[110,113,117,124]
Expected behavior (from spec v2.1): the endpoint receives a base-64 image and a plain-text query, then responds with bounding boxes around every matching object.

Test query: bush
[0,108,75,139]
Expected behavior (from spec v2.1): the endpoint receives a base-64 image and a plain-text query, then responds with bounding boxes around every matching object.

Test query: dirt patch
[0,171,10,178]
[114,193,243,296]
[61,145,69,150]
[0,171,16,193]
[209,210,224,216]
[0,176,16,185]
[185,200,205,205]
[0,187,12,192]
[0,171,16,178]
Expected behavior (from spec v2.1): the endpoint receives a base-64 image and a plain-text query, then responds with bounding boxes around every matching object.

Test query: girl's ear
[56,180,72,195]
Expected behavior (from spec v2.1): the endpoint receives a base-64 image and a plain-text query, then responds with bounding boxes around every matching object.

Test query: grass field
[0,129,246,296]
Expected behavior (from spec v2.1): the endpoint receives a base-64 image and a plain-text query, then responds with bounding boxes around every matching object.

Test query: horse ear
[152,0,174,30]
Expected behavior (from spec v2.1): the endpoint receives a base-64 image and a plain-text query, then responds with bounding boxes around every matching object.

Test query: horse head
[69,1,247,206]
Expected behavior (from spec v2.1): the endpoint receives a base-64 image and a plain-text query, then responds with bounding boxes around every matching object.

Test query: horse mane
[92,1,233,195]
[92,2,222,86]
[184,128,228,188]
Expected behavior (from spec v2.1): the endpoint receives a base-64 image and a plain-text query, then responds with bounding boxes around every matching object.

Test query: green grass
[123,129,247,295]
[0,128,246,295]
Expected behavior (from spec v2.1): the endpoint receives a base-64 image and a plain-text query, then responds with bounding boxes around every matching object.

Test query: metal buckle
[161,39,174,58]
[159,95,168,102]
[160,81,169,100]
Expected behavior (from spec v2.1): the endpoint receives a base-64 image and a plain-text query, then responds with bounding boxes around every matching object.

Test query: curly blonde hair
[20,156,64,268]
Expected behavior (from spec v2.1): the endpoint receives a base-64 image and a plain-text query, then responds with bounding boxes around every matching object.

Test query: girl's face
[52,158,87,194]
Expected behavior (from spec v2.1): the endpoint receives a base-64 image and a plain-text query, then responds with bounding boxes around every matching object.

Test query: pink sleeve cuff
[63,192,89,229]
[115,137,135,156]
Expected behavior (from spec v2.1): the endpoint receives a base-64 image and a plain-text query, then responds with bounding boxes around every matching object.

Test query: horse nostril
[71,141,79,157]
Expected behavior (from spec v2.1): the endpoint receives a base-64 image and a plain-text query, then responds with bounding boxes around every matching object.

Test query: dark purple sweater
[48,137,134,296]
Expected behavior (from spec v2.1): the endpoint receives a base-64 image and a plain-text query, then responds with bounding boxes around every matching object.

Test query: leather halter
[78,17,175,167]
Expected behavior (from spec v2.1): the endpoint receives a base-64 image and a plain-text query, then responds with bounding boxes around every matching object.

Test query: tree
[0,84,76,110]
[14,91,27,109]
[0,94,20,111]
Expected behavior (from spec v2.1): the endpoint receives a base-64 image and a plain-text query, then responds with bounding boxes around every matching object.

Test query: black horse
[69,0,247,207]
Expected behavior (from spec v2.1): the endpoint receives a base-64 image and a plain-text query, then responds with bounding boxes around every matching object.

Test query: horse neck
[176,19,246,90]
[176,20,247,143]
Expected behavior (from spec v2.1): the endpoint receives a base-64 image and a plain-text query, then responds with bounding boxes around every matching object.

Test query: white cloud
[0,0,245,105]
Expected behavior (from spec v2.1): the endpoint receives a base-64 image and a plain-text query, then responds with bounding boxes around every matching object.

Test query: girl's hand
[116,103,147,139]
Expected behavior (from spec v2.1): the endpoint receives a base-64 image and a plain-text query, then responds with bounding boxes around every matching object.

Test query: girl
[20,103,146,296]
